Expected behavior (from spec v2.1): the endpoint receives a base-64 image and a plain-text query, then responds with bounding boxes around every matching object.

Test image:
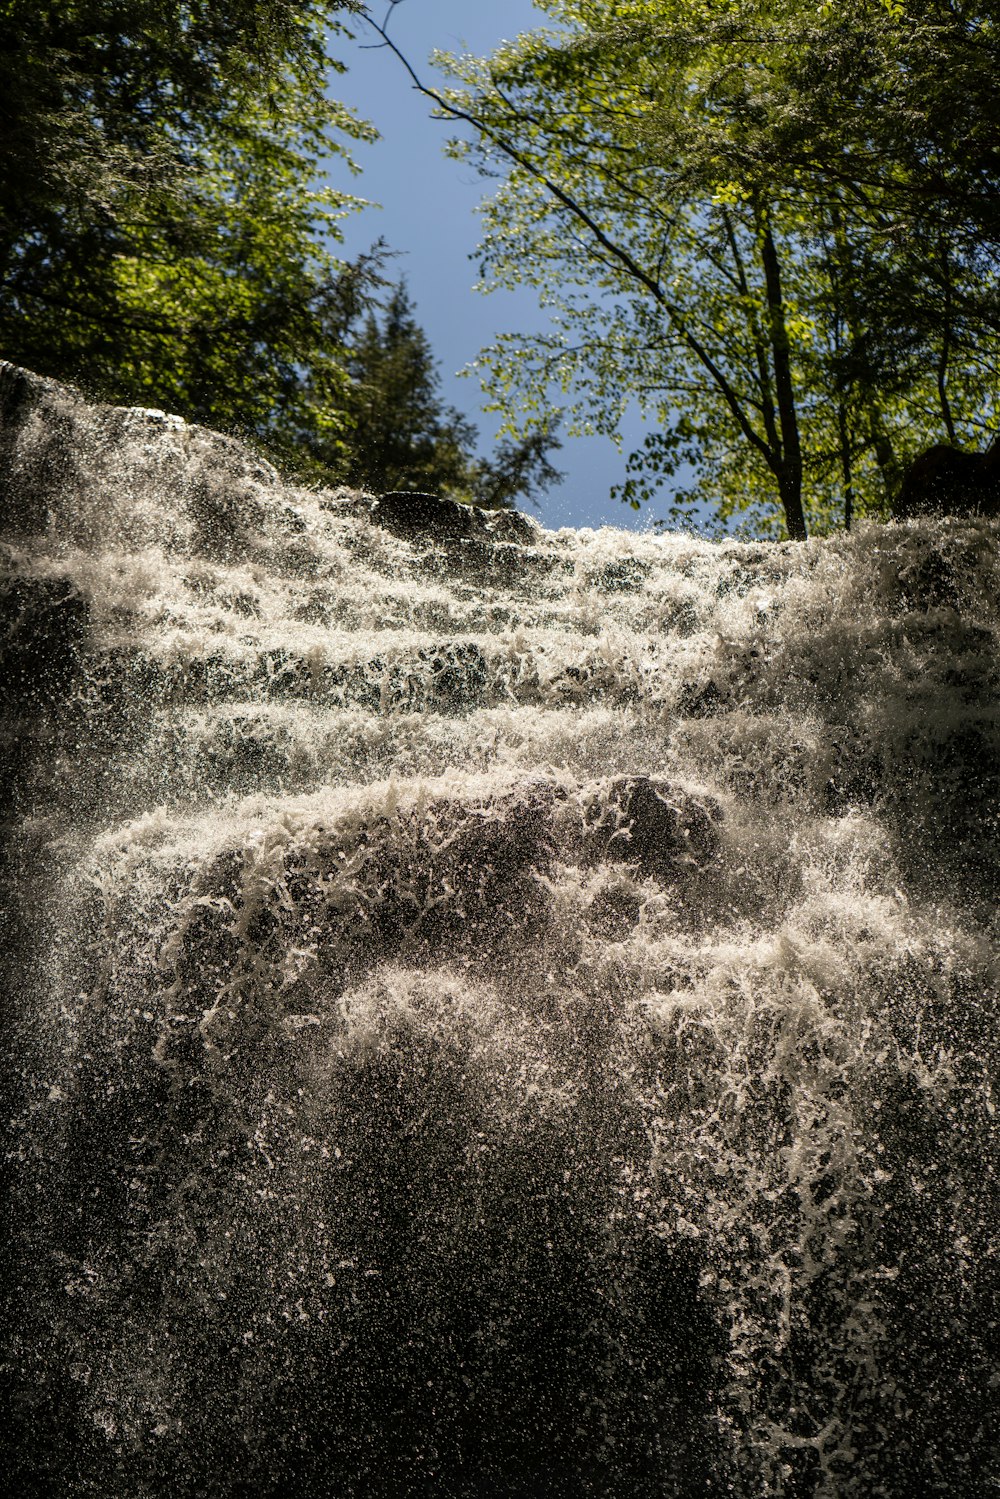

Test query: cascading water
[1,360,997,1498]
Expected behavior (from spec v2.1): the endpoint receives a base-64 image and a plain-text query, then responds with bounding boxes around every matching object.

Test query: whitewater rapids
[1,362,997,1497]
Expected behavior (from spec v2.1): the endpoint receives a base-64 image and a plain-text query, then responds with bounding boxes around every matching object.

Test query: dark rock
[372,490,536,546]
[183,781,564,1005]
[187,469,269,560]
[0,574,89,706]
[0,575,91,839]
[482,507,537,543]
[677,678,727,717]
[0,363,46,485]
[372,491,480,541]
[578,777,721,879]
[893,443,1000,520]
[0,362,79,534]
[419,641,489,708]
[591,557,651,594]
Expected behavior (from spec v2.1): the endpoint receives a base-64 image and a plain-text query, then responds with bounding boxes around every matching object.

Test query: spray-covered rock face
[2,362,999,1499]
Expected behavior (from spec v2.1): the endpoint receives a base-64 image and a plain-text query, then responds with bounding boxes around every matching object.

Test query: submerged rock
[577,775,721,878]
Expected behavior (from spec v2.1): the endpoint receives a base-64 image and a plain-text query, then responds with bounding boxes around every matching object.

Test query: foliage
[373,0,1000,537]
[337,280,563,507]
[337,280,479,495]
[662,0,1000,469]
[0,0,377,466]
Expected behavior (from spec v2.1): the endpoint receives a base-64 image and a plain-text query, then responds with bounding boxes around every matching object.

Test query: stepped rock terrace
[2,362,998,1498]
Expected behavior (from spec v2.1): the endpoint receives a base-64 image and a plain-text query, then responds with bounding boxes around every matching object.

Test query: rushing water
[2,361,998,1498]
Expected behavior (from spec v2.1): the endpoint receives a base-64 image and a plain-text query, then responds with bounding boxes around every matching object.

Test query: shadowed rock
[372,490,536,545]
[578,776,721,879]
[893,443,1000,520]
[0,574,89,706]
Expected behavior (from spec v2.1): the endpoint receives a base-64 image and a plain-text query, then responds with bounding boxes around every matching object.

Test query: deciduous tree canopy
[0,1,557,510]
[372,0,1000,537]
[0,0,376,466]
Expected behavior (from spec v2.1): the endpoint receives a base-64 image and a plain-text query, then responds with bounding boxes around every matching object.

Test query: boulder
[893,443,1000,520]
[577,776,721,879]
[371,490,536,545]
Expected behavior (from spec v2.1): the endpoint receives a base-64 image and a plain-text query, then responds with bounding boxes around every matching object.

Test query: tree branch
[360,12,777,471]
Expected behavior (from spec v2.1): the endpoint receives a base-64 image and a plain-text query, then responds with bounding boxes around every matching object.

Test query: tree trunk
[838,401,855,532]
[937,238,958,444]
[759,212,806,540]
[777,467,808,541]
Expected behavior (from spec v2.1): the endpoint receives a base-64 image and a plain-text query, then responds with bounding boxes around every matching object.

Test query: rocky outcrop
[371,489,537,544]
[3,362,1000,1499]
[893,441,1000,520]
[575,775,721,878]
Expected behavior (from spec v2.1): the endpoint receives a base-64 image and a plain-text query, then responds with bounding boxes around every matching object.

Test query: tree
[0,1,377,468]
[367,0,1000,538]
[335,278,563,507]
[743,1,1000,279]
[667,0,1000,495]
[338,279,479,495]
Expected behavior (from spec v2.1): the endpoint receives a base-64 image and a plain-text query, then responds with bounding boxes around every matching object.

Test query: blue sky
[325,0,666,531]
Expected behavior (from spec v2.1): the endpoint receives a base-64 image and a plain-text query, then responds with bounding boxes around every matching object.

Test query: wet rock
[588,877,645,938]
[372,490,536,545]
[0,573,89,706]
[590,556,651,594]
[371,491,476,541]
[0,575,91,840]
[893,443,1000,520]
[676,643,764,718]
[483,506,537,543]
[169,782,564,1011]
[577,776,721,879]
[0,358,281,551]
[419,641,489,709]
[712,547,789,598]
[676,678,728,717]
[419,536,553,591]
[0,362,79,534]
[379,783,556,958]
[187,469,269,561]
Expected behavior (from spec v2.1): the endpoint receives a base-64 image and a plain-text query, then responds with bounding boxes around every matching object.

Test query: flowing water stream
[2,361,998,1497]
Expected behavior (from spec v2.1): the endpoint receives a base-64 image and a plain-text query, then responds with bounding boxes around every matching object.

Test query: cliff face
[2,362,999,1498]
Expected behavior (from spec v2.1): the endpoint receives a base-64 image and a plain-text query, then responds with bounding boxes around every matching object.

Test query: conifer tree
[336,280,563,509]
[339,281,479,495]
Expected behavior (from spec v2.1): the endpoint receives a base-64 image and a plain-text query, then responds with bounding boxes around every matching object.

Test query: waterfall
[2,360,997,1497]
